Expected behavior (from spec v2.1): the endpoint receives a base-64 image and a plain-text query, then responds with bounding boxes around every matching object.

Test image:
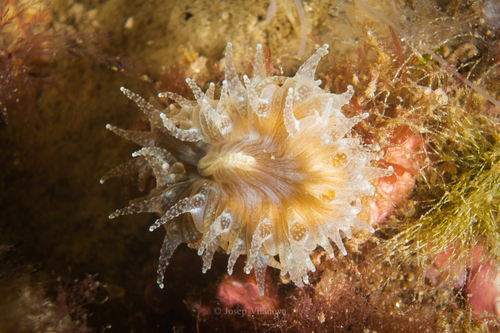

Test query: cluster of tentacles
[101,43,392,294]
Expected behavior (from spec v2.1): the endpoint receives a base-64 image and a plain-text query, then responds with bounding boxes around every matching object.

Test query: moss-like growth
[351,0,500,293]
[384,107,500,279]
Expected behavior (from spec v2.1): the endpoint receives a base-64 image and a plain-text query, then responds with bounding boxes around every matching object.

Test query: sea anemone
[101,43,392,294]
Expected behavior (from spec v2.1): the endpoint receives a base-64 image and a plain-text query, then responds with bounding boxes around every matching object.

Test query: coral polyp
[102,43,392,294]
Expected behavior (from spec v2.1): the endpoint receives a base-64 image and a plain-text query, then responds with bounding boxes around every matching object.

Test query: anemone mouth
[101,43,393,295]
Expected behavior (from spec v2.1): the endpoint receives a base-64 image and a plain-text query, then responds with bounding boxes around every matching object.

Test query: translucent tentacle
[253,43,266,80]
[120,87,158,120]
[244,75,276,118]
[296,44,329,79]
[159,113,203,142]
[158,91,194,109]
[205,82,216,100]
[99,158,148,184]
[109,195,163,219]
[149,193,207,231]
[227,234,246,275]
[246,218,273,273]
[324,112,370,144]
[198,212,233,256]
[186,78,204,103]
[132,147,183,187]
[283,88,299,137]
[105,124,157,147]
[252,250,270,296]
[109,184,187,218]
[199,98,233,142]
[224,43,247,114]
[156,224,183,289]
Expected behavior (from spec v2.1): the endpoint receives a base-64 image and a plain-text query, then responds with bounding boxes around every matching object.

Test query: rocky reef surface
[1,0,500,332]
